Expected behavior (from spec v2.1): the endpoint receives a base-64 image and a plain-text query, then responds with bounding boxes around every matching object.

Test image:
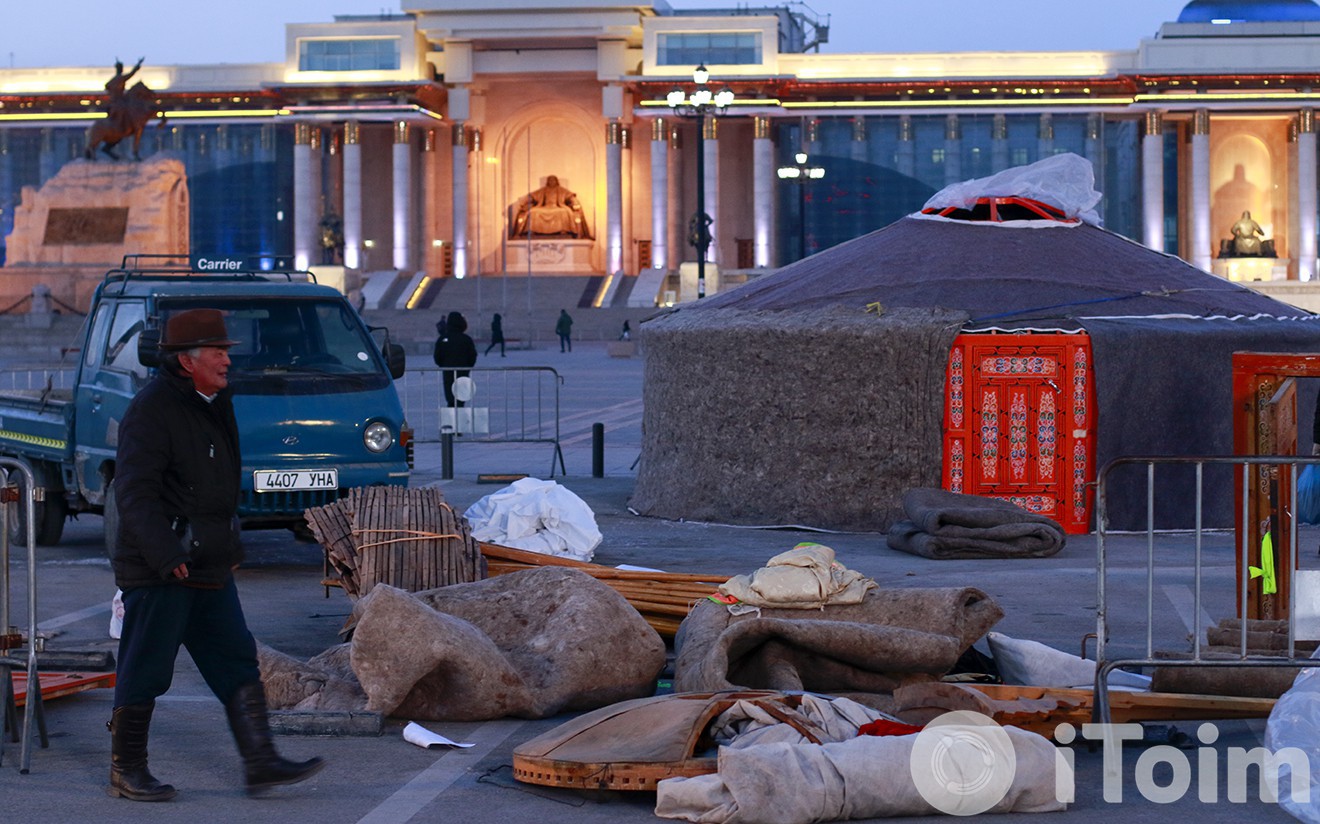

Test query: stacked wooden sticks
[480,542,728,639]
[304,486,486,599]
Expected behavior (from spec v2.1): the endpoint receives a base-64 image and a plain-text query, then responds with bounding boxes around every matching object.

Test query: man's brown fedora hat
[160,308,240,351]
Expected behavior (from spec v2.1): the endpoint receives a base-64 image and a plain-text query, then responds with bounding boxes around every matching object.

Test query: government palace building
[4,0,1320,309]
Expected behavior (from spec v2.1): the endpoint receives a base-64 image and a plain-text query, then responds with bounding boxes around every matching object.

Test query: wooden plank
[13,670,116,706]
[902,683,1279,735]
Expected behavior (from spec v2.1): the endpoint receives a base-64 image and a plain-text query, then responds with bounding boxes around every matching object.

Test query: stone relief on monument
[5,155,188,267]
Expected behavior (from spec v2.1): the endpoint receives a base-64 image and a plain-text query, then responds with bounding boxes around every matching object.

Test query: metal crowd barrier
[0,368,76,393]
[396,366,565,476]
[0,459,48,773]
[1093,455,1320,724]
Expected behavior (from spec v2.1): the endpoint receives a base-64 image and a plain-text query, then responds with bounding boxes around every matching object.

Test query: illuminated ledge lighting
[0,111,108,122]
[639,98,783,108]
[782,97,1132,109]
[158,108,289,119]
[0,108,288,123]
[405,275,431,310]
[1134,92,1320,102]
[285,103,444,121]
[592,273,615,308]
[641,96,1130,110]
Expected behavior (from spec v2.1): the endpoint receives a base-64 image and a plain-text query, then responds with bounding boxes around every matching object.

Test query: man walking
[108,308,324,801]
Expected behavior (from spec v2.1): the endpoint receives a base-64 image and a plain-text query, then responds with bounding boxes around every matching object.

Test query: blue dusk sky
[4,1,1195,69]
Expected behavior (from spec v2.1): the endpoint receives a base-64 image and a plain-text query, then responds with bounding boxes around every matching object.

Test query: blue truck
[0,257,412,550]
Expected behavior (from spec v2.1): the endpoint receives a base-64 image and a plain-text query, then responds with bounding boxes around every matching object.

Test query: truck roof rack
[102,254,317,288]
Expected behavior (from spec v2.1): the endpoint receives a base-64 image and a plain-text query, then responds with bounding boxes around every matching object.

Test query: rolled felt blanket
[885,488,1066,560]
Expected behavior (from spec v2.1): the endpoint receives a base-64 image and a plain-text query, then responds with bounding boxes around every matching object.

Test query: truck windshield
[160,298,390,395]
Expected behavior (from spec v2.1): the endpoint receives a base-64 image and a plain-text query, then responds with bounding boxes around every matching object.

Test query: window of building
[298,38,401,72]
[1011,147,1030,166]
[931,148,946,165]
[657,32,761,66]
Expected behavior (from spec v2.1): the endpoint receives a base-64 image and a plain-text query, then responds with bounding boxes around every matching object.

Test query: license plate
[253,469,338,492]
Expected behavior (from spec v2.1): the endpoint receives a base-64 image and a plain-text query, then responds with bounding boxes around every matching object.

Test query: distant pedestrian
[556,309,574,353]
[433,311,477,407]
[485,313,505,357]
[620,320,631,341]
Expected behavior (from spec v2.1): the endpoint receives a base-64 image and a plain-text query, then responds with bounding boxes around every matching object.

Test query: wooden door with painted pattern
[943,333,1096,534]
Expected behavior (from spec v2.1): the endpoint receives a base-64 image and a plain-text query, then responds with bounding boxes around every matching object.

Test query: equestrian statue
[85,57,162,161]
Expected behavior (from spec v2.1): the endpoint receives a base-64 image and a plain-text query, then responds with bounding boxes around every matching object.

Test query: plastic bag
[109,588,124,639]
[1263,650,1320,820]
[462,477,602,562]
[1300,465,1320,525]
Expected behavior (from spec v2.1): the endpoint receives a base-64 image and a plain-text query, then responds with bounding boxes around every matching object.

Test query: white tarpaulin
[922,152,1102,225]
[463,477,602,562]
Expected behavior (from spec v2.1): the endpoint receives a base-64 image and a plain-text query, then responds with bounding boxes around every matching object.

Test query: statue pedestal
[0,155,190,312]
[505,239,597,274]
[1212,257,1289,282]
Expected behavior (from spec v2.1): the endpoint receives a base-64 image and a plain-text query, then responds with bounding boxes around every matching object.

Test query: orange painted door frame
[944,333,1096,534]
[1231,352,1320,620]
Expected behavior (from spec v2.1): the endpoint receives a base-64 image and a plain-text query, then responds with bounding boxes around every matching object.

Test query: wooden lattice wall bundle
[304,486,486,599]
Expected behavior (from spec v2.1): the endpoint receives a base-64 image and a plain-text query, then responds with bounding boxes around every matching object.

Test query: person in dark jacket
[485,312,505,357]
[433,310,478,407]
[108,308,323,802]
[556,309,573,353]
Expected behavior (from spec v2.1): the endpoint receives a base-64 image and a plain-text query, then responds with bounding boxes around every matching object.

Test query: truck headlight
[364,422,393,453]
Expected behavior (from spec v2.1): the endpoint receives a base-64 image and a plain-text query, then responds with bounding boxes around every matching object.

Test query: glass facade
[298,38,401,72]
[657,32,761,66]
[774,113,1147,265]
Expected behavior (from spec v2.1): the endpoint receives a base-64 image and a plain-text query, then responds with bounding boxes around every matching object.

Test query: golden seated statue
[1218,211,1276,258]
[510,175,592,239]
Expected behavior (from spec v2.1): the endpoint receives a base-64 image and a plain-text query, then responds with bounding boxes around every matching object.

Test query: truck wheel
[103,481,119,561]
[7,463,67,547]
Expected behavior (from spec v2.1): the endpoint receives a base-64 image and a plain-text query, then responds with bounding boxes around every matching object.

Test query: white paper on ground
[403,721,475,749]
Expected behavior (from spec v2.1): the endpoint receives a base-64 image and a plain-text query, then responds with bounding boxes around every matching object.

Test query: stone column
[391,121,412,271]
[452,122,470,279]
[668,123,682,267]
[1084,113,1103,179]
[420,127,438,276]
[342,121,362,269]
[1037,113,1055,163]
[1290,117,1301,279]
[944,114,962,187]
[1142,111,1165,253]
[621,125,633,274]
[293,122,319,271]
[606,120,624,274]
[753,115,774,268]
[1298,109,1318,281]
[990,114,1009,173]
[850,116,868,242]
[703,116,720,264]
[650,118,668,272]
[1190,110,1212,272]
[896,116,916,179]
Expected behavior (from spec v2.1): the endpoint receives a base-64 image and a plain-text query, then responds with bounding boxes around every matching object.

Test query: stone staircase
[360,272,666,355]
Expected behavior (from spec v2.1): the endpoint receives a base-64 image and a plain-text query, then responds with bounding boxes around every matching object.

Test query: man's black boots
[224,681,325,795]
[107,701,177,801]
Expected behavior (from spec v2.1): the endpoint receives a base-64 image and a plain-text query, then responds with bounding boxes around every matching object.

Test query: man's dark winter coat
[112,362,243,589]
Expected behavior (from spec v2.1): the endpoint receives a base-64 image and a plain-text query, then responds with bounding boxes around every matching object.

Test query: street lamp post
[668,64,733,299]
[777,150,825,261]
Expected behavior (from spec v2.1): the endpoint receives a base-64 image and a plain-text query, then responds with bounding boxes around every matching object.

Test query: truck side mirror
[138,328,162,368]
[384,342,405,379]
